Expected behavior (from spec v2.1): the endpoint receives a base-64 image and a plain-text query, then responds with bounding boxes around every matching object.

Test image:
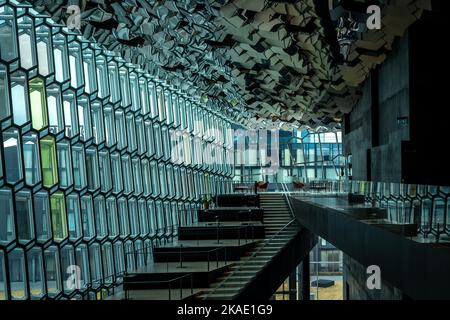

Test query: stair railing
[205,217,299,299]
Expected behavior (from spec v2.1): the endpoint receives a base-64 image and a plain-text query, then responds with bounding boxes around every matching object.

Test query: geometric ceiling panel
[26,0,432,130]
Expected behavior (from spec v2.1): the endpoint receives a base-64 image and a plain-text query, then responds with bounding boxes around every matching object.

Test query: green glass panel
[40,136,58,187]
[29,78,48,130]
[50,192,68,241]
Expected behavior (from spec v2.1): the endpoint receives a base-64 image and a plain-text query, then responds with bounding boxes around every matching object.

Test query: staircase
[109,193,316,301]
[200,193,302,300]
[261,193,294,237]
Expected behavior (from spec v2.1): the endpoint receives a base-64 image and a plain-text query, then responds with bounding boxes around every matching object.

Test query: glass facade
[0,0,233,300]
[234,130,344,184]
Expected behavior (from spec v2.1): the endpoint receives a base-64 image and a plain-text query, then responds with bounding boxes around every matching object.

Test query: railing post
[216,248,219,268]
[124,252,128,276]
[216,215,220,244]
[245,225,248,244]
[191,274,194,295]
[168,281,171,300]
[207,252,210,271]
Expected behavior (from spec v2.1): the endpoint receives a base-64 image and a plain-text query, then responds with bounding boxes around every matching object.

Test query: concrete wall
[343,78,372,181]
[343,5,450,185]
[343,254,403,300]
[343,32,410,183]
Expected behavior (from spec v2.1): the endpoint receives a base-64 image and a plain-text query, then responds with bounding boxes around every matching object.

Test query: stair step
[203,293,236,300]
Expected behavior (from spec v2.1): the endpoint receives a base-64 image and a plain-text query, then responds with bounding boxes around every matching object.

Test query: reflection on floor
[310,278,343,300]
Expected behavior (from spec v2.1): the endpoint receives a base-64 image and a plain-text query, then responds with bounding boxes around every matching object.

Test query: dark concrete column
[297,255,310,300]
[289,269,297,300]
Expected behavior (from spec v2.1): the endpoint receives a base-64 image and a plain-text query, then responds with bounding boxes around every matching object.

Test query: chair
[293,181,305,191]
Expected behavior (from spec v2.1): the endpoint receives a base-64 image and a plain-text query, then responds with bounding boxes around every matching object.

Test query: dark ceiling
[27,0,432,130]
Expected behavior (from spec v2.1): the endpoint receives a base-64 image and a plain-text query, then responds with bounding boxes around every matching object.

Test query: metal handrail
[284,191,297,220]
[206,218,298,297]
[125,246,229,272]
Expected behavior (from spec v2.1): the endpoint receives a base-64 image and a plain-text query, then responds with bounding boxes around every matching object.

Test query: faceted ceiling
[26,0,432,130]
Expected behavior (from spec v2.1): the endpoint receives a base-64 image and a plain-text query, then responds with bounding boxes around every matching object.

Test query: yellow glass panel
[40,136,58,187]
[50,192,68,241]
[29,77,48,130]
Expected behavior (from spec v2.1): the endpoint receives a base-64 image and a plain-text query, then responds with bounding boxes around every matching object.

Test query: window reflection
[0,2,236,300]
[11,71,30,126]
[67,194,82,240]
[0,189,15,245]
[23,133,41,185]
[9,249,27,300]
[50,192,68,242]
[45,246,62,297]
[3,128,23,183]
[18,16,36,70]
[34,191,52,243]
[0,64,10,121]
[0,251,6,300]
[27,248,44,299]
[40,136,59,188]
[0,6,18,62]
[36,25,53,76]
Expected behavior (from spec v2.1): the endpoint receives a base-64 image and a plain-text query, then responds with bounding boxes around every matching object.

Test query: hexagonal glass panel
[3,128,23,183]
[23,132,41,185]
[53,34,70,83]
[16,191,34,243]
[94,196,107,239]
[46,84,64,134]
[107,61,120,103]
[106,197,119,238]
[45,246,62,297]
[63,90,79,138]
[101,243,114,284]
[36,25,54,76]
[11,71,30,126]
[27,247,45,299]
[89,244,102,287]
[29,77,48,131]
[57,140,73,189]
[34,190,52,243]
[81,195,95,240]
[95,55,109,99]
[0,250,6,300]
[17,16,36,70]
[77,95,92,141]
[40,136,59,188]
[75,244,90,292]
[82,48,97,94]
[60,244,75,293]
[50,192,68,242]
[0,6,18,62]
[0,188,15,245]
[67,193,82,241]
[86,147,100,191]
[0,64,10,121]
[8,248,28,300]
[99,150,112,193]
[68,41,84,89]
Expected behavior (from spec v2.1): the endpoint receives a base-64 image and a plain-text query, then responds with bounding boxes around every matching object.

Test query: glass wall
[0,0,234,300]
[234,129,344,185]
